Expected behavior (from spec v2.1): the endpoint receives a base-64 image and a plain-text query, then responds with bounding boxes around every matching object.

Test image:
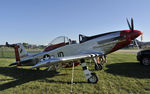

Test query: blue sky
[0,0,150,45]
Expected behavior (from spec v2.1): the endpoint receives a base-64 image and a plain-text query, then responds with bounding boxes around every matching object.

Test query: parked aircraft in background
[6,18,142,83]
[132,39,150,49]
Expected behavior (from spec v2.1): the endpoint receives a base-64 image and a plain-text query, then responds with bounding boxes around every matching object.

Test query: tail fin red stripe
[14,45,20,62]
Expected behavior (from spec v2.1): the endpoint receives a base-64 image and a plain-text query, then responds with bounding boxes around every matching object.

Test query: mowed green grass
[0,52,150,94]
[0,47,42,58]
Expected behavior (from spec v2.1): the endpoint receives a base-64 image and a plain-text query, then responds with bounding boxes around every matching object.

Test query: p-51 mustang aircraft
[7,18,142,83]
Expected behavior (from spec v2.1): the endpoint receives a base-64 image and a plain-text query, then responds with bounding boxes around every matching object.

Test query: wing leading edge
[31,52,104,69]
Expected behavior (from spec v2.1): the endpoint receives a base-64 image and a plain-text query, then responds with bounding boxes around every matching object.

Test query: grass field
[0,52,150,94]
[0,47,42,58]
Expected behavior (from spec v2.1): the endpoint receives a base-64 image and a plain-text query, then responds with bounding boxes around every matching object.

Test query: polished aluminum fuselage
[21,31,121,66]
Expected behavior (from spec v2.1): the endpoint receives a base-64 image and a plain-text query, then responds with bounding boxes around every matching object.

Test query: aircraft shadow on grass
[105,62,150,78]
[0,67,85,91]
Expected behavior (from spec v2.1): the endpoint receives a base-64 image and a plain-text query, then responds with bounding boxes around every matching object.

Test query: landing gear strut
[80,59,98,83]
[93,55,107,70]
[95,63,103,70]
[93,57,103,70]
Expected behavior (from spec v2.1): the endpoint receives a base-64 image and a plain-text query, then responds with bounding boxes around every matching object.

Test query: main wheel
[142,57,150,66]
[88,73,98,83]
[95,64,103,70]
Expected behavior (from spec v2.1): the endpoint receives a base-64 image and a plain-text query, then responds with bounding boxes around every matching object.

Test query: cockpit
[43,34,93,52]
[43,36,77,52]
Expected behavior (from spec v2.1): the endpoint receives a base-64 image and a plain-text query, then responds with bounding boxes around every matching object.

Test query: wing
[31,52,104,69]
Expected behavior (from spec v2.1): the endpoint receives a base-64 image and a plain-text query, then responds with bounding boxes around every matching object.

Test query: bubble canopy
[43,36,71,52]
[49,36,70,45]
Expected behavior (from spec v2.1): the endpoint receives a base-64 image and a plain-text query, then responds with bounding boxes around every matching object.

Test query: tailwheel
[95,64,103,70]
[88,73,98,83]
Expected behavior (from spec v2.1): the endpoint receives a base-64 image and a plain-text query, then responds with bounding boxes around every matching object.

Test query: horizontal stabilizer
[9,62,18,66]
[9,58,33,66]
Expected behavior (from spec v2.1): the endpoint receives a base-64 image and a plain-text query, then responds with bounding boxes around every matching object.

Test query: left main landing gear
[80,59,99,83]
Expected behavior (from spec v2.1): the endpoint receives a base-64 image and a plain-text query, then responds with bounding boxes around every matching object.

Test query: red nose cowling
[109,30,142,54]
[127,30,142,40]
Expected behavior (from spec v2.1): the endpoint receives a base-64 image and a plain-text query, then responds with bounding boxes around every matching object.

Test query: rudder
[13,43,28,62]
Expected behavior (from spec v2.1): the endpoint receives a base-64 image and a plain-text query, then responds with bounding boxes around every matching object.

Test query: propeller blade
[134,39,140,49]
[131,18,134,31]
[141,33,143,41]
[126,18,132,30]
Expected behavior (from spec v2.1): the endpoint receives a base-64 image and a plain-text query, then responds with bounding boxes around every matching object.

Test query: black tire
[141,57,150,66]
[95,64,103,70]
[88,73,98,83]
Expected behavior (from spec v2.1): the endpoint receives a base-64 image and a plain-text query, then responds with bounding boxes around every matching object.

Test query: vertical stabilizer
[14,43,28,62]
